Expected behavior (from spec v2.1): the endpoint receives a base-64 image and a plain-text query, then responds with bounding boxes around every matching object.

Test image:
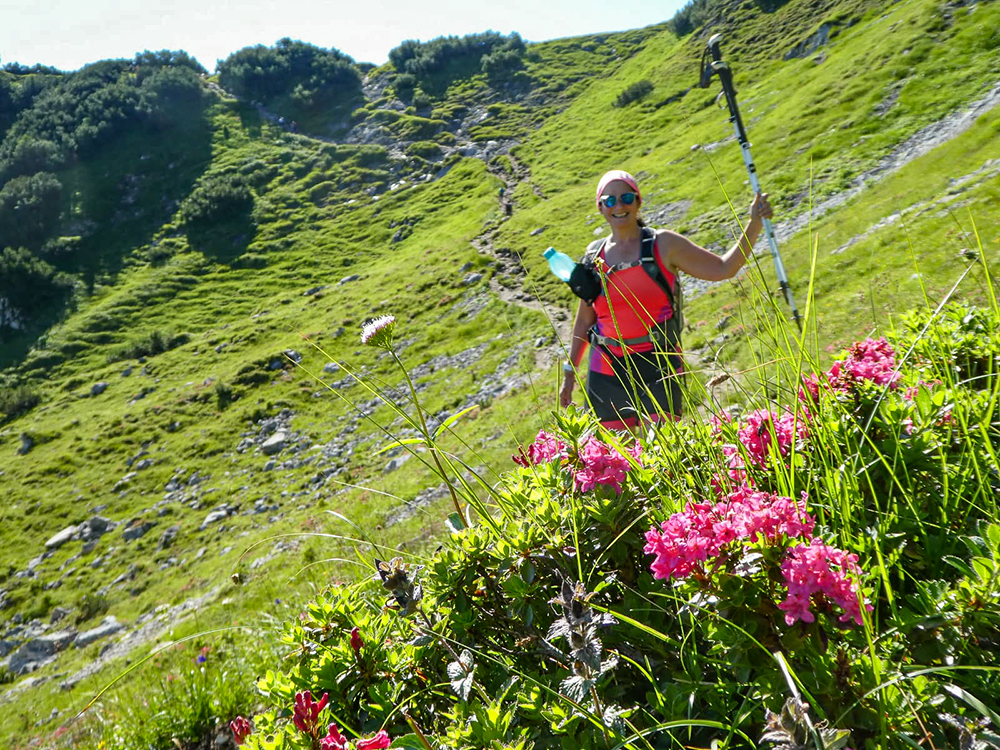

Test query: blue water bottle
[543,247,576,282]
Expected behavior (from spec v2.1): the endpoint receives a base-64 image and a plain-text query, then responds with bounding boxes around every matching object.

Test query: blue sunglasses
[600,192,638,208]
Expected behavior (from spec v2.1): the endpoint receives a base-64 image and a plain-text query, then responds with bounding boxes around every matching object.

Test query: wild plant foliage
[227,302,1000,750]
[216,38,362,118]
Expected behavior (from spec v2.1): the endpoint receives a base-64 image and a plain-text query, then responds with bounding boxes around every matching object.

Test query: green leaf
[373,437,427,456]
[942,683,1000,727]
[390,733,431,749]
[942,555,976,580]
[988,524,1000,552]
[434,404,479,438]
[446,512,466,533]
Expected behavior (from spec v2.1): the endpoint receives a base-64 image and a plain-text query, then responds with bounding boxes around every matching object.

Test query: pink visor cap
[596,170,641,207]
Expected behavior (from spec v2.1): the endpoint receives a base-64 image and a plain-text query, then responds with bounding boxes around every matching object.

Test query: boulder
[78,516,117,542]
[121,519,156,542]
[45,525,80,550]
[18,433,34,455]
[199,507,229,530]
[8,630,77,675]
[74,616,124,649]
[90,382,109,397]
[261,432,287,456]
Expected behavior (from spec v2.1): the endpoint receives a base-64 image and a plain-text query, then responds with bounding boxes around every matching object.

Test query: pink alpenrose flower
[357,730,392,750]
[320,724,350,750]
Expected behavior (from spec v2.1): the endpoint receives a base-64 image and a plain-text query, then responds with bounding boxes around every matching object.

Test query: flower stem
[392,351,464,519]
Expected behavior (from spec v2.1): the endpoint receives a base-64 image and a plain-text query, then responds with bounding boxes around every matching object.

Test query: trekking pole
[698,33,802,331]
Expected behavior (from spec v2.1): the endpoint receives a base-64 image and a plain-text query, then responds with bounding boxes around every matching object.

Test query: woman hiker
[559,169,773,430]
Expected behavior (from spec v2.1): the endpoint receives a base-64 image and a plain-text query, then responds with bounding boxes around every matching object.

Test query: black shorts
[586,349,683,425]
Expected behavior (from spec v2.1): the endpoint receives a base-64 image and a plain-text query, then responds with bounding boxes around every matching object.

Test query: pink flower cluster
[644,486,815,580]
[573,436,639,494]
[646,487,871,626]
[801,338,901,401]
[778,539,872,626]
[512,429,567,467]
[322,725,391,750]
[714,408,808,472]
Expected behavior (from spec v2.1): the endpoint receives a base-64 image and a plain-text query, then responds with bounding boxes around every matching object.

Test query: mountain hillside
[1,0,998,745]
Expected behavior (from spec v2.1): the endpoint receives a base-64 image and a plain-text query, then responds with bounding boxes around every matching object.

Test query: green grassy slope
[1,0,998,743]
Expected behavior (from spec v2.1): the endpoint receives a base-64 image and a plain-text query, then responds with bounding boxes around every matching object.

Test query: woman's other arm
[560,300,597,407]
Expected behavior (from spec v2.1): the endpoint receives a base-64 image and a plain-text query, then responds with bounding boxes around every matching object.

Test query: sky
[0,0,684,72]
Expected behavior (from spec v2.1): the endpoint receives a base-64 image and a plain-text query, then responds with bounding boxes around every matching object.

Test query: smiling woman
[559,169,773,430]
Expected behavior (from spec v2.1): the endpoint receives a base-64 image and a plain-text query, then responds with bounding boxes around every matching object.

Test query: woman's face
[598,179,640,227]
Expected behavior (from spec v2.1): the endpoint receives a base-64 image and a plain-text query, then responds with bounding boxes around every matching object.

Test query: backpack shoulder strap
[639,227,676,310]
[581,237,606,266]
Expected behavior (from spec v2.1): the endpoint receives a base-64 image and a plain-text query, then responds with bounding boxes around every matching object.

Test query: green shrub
[405,140,443,159]
[217,38,362,118]
[613,79,654,108]
[74,591,109,624]
[106,330,190,363]
[0,246,75,324]
[0,384,40,422]
[0,172,62,250]
[179,172,255,232]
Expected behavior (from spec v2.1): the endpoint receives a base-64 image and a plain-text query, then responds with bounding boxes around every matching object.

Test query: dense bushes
[0,50,208,182]
[0,247,74,328]
[216,38,362,116]
[388,31,526,94]
[0,172,62,249]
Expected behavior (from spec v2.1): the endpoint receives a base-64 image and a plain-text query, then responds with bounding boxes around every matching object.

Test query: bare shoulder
[653,228,690,272]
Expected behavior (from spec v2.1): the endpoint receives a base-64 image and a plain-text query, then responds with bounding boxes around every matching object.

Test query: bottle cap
[543,247,556,258]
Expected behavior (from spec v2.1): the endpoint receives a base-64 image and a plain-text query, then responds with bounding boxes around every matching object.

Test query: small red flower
[230,716,252,746]
[350,626,363,657]
[293,690,329,735]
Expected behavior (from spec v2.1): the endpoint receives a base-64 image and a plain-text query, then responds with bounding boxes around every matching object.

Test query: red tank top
[589,236,678,376]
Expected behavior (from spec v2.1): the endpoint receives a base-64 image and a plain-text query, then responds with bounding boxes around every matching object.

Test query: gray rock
[158,525,181,550]
[529,227,546,236]
[303,285,326,296]
[339,274,360,285]
[284,349,302,364]
[135,458,154,470]
[45,525,80,550]
[261,432,287,455]
[9,630,77,675]
[50,607,72,624]
[78,516,117,542]
[18,433,34,455]
[74,617,124,649]
[383,453,412,473]
[121,365,133,377]
[90,382,109,397]
[322,362,340,374]
[461,273,484,286]
[122,519,155,542]
[199,508,229,530]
